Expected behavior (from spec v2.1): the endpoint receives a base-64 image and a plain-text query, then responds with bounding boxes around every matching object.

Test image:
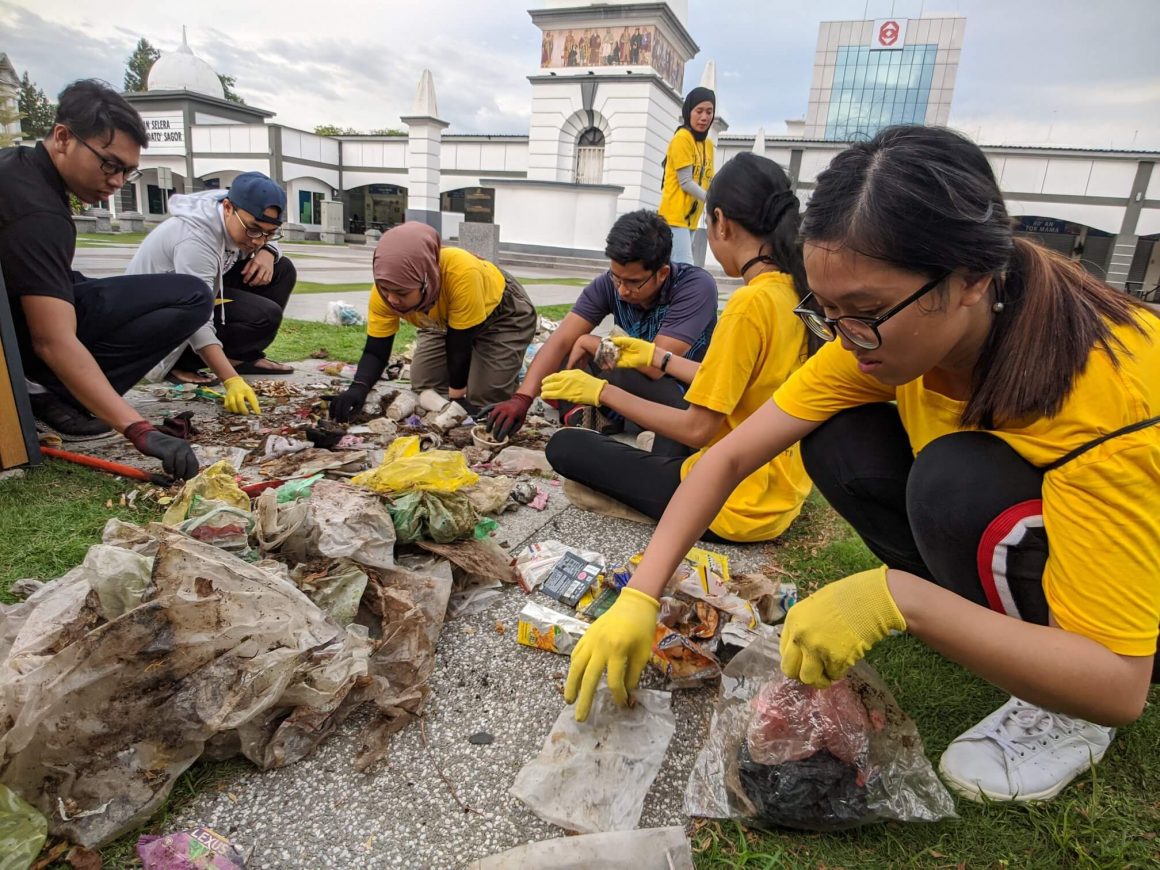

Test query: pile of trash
[0,430,537,852]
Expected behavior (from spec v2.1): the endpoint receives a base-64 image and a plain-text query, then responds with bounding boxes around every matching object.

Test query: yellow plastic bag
[162,460,250,525]
[352,435,479,494]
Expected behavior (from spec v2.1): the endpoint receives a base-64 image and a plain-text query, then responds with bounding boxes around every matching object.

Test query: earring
[992,302,1005,313]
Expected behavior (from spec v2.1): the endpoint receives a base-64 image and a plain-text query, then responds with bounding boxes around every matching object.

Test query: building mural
[539,24,684,91]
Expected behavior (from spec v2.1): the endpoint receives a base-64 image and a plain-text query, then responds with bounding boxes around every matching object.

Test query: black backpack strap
[1043,415,1160,472]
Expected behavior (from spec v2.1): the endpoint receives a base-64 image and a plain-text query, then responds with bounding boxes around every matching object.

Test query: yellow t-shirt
[680,271,812,542]
[774,315,1160,657]
[367,246,505,338]
[658,127,714,229]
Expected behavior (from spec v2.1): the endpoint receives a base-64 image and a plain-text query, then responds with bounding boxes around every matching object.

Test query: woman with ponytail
[544,152,815,544]
[658,87,715,264]
[564,126,1160,809]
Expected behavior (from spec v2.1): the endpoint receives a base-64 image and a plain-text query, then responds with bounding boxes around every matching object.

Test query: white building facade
[49,2,1153,293]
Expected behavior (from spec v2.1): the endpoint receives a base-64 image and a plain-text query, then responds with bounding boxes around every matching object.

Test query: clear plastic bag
[685,633,955,830]
[511,688,675,833]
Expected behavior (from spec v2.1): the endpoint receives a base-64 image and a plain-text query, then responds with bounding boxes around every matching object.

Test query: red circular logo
[878,20,900,46]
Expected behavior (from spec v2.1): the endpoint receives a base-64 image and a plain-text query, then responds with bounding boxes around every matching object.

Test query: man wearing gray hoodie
[126,172,298,415]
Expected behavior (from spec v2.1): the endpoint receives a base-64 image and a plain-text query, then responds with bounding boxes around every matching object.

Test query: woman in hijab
[659,86,715,265]
[328,223,537,421]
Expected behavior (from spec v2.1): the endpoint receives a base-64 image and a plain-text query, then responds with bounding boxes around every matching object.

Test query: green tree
[18,72,55,138]
[0,104,23,147]
[218,73,244,104]
[313,124,361,136]
[369,128,407,136]
[123,37,160,92]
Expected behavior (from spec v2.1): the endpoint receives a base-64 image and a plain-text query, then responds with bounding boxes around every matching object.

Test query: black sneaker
[30,393,113,441]
[562,405,622,436]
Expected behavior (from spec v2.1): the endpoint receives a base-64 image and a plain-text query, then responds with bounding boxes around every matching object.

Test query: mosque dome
[147,32,225,99]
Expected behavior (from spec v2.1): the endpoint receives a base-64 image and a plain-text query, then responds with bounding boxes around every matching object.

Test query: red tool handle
[40,446,174,486]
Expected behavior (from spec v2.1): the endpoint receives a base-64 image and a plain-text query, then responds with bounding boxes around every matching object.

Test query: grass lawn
[2,319,1157,867]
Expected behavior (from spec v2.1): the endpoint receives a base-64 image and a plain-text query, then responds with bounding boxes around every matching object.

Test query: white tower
[527,0,700,214]
[400,69,449,232]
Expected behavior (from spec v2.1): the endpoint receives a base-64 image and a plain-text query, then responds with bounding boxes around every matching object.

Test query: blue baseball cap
[227,172,286,225]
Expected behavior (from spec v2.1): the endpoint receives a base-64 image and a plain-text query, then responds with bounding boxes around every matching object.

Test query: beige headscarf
[372,222,442,314]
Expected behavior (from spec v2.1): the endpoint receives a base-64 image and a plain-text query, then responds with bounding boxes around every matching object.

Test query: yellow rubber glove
[565,587,659,722]
[222,376,261,415]
[779,566,906,687]
[610,335,656,369]
[541,369,607,407]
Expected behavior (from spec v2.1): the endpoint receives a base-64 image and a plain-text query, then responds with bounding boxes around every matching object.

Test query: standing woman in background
[659,87,715,265]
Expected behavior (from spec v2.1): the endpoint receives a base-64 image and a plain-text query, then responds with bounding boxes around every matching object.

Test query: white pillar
[400,69,449,233]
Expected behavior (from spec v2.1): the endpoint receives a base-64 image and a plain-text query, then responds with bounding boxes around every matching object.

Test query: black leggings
[545,427,729,543]
[176,255,297,368]
[802,403,1159,682]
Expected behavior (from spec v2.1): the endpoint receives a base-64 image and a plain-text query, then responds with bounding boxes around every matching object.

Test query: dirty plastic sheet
[470,826,693,870]
[489,445,553,476]
[462,475,515,515]
[511,688,675,833]
[256,479,397,570]
[684,633,955,830]
[178,505,254,557]
[0,531,372,848]
[193,445,251,471]
[417,537,519,586]
[290,559,369,626]
[353,561,453,772]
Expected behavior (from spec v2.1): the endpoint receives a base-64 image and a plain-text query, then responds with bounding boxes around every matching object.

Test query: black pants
[802,403,1159,682]
[557,367,693,459]
[546,427,728,543]
[25,272,212,403]
[176,255,297,369]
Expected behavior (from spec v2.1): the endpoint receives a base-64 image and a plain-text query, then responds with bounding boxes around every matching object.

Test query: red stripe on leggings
[976,499,1042,615]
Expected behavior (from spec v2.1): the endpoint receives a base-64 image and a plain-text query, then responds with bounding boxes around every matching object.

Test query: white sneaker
[938,697,1114,803]
[635,431,656,452]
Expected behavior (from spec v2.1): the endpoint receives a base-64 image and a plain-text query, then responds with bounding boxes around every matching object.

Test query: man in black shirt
[0,80,209,477]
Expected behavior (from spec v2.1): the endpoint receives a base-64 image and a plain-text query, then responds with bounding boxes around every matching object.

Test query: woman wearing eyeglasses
[127,171,299,414]
[327,222,536,422]
[542,153,816,545]
[565,126,1160,808]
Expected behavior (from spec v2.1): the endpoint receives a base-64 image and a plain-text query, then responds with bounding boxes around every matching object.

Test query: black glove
[124,421,200,480]
[328,383,370,422]
[482,393,532,441]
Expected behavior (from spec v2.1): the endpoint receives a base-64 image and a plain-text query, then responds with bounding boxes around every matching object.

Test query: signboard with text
[870,18,908,50]
[140,112,186,155]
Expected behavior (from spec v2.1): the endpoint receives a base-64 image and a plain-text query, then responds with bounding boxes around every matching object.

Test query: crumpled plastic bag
[470,826,693,870]
[388,490,480,544]
[0,530,373,848]
[162,460,249,525]
[137,826,245,869]
[0,781,47,870]
[490,445,553,476]
[352,435,479,494]
[289,558,369,626]
[324,299,365,326]
[684,632,955,831]
[511,688,675,833]
[462,475,515,515]
[178,505,254,558]
[256,479,397,570]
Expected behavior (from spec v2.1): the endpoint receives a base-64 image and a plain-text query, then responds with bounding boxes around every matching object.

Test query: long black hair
[801,124,1150,428]
[706,152,819,354]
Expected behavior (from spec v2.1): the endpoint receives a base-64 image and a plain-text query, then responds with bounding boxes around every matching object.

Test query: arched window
[574,127,606,184]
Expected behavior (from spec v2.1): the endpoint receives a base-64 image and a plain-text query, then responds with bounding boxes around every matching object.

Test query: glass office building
[804,17,965,141]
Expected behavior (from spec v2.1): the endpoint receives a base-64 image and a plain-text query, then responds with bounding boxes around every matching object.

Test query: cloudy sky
[4,0,1159,149]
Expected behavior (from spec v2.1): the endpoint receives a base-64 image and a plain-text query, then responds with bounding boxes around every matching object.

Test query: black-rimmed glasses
[230,208,283,242]
[794,273,951,351]
[610,270,657,292]
[68,129,142,182]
